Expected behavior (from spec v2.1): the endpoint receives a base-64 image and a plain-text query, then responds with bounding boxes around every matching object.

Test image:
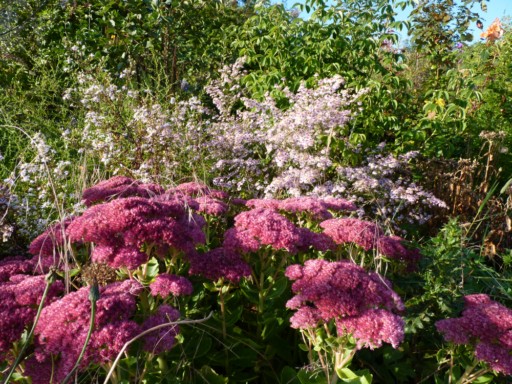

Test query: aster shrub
[206,59,367,197]
[2,131,84,242]
[203,62,446,232]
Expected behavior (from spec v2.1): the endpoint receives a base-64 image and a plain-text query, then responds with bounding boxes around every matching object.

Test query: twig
[62,282,100,384]
[103,312,213,384]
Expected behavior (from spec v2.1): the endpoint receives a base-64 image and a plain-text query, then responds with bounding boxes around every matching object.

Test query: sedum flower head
[0,274,63,357]
[279,196,356,220]
[336,308,404,349]
[0,256,33,282]
[82,176,165,206]
[377,235,421,269]
[27,280,143,383]
[194,195,229,216]
[142,304,181,355]
[436,294,512,375]
[169,181,229,200]
[223,208,303,254]
[320,218,383,251]
[66,196,205,269]
[320,218,421,269]
[286,259,404,349]
[188,247,251,283]
[150,273,193,298]
[28,218,75,272]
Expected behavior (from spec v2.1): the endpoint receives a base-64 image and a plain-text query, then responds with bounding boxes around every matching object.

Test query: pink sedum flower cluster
[321,218,421,268]
[436,294,512,375]
[168,181,229,200]
[26,280,143,383]
[150,273,194,298]
[0,274,63,357]
[142,304,181,355]
[82,175,165,206]
[285,259,405,349]
[66,195,206,269]
[224,208,304,254]
[246,196,356,221]
[188,247,251,283]
[28,218,75,272]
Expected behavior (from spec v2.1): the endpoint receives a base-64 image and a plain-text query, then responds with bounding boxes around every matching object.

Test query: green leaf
[500,178,512,194]
[281,366,299,384]
[145,257,160,280]
[297,369,328,384]
[197,366,229,384]
[336,368,372,384]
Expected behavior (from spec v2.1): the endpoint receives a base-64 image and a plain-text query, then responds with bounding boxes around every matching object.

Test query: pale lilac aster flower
[150,273,193,298]
[436,294,512,375]
[224,208,303,254]
[188,247,251,283]
[142,304,181,354]
[82,176,164,206]
[320,218,383,250]
[285,259,404,346]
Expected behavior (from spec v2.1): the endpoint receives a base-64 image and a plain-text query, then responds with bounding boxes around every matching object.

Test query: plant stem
[2,274,54,384]
[455,359,480,384]
[219,286,229,373]
[62,283,99,384]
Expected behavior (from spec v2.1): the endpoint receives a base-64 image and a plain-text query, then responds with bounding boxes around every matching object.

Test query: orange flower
[480,18,504,41]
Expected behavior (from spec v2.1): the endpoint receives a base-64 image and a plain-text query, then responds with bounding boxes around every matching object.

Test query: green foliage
[232,0,412,145]
[0,0,254,90]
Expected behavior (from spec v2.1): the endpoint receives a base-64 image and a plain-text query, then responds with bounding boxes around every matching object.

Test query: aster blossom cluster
[322,148,448,229]
[285,259,405,350]
[64,72,210,183]
[206,59,367,196]
[436,294,512,375]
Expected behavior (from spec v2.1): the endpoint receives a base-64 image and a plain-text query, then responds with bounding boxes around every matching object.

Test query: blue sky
[274,1,511,45]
